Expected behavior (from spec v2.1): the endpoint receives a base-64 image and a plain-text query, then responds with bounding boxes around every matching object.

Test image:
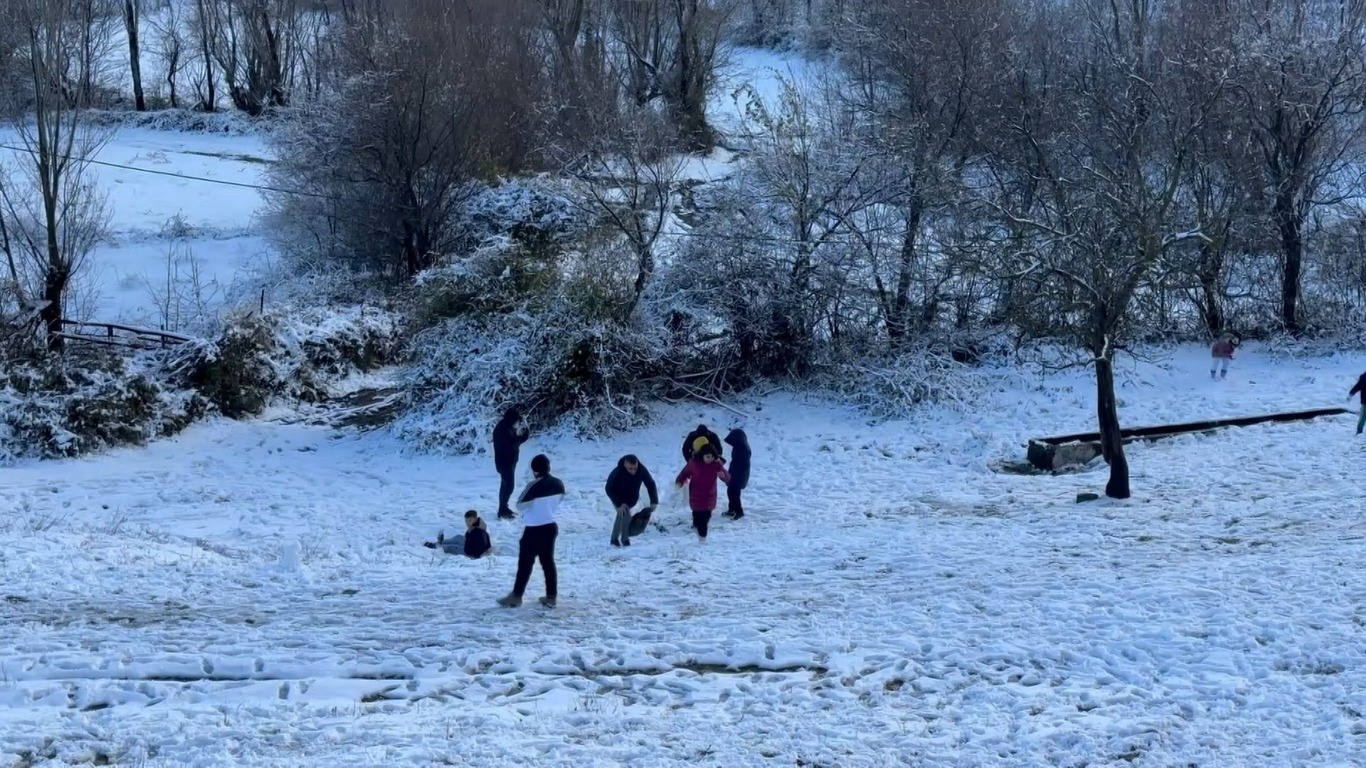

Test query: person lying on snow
[682,424,723,462]
[676,444,730,540]
[605,454,659,547]
[423,510,493,558]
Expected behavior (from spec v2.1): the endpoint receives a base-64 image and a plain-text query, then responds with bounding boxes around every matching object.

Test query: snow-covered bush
[825,344,1021,420]
[395,245,665,454]
[174,305,403,418]
[0,350,207,462]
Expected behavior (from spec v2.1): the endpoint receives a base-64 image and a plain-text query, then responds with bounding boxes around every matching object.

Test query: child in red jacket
[676,442,731,540]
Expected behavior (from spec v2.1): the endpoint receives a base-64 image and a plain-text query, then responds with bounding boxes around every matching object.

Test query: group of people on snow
[425,408,753,609]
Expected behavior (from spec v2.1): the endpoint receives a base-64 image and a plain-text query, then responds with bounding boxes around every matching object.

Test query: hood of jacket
[724,429,748,449]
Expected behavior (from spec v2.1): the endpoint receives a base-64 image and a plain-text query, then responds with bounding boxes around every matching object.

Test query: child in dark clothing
[424,510,493,558]
[675,444,730,540]
[722,429,751,519]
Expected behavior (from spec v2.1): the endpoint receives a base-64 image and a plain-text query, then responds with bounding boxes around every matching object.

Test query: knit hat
[692,436,710,454]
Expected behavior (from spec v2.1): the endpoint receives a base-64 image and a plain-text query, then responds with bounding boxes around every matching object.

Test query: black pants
[497,465,516,514]
[692,509,712,538]
[512,522,558,598]
[726,485,744,515]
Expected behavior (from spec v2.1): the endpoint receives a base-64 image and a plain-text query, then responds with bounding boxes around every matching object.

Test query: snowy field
[2,345,1364,766]
[0,124,272,330]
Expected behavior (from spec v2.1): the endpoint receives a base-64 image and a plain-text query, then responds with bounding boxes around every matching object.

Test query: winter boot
[539,596,556,608]
[729,511,744,520]
[1210,370,1217,380]
[1220,369,1227,381]
[497,511,516,521]
[611,539,621,547]
[497,593,522,608]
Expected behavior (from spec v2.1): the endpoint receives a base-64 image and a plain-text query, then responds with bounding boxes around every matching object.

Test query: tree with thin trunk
[984,0,1224,499]
[123,0,146,110]
[192,0,218,110]
[564,112,683,322]
[150,0,186,108]
[4,0,112,352]
[1237,0,1366,334]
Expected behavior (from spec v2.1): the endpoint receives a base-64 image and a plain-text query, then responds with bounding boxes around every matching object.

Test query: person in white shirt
[498,454,564,608]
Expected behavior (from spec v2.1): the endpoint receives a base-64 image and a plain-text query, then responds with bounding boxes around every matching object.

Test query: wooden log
[1026,407,1351,472]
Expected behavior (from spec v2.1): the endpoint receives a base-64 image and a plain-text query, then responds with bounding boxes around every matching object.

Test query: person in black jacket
[423,510,492,558]
[682,424,723,462]
[605,454,659,547]
[723,429,751,519]
[492,407,530,519]
[1349,373,1366,434]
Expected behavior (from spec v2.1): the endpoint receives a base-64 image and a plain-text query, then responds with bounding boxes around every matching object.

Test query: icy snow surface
[1,344,1364,766]
[0,125,271,327]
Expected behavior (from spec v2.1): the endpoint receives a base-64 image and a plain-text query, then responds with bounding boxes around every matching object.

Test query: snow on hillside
[0,345,1363,766]
[0,124,272,331]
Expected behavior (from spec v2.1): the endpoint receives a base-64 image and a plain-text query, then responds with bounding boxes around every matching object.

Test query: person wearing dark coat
[424,511,492,558]
[605,454,659,547]
[682,424,723,462]
[492,407,530,519]
[1349,373,1366,434]
[723,429,751,519]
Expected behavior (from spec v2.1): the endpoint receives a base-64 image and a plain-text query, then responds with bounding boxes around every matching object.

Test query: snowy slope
[0,125,271,330]
[0,346,1363,766]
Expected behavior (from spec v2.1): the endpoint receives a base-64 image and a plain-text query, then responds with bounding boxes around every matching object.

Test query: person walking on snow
[605,454,659,547]
[424,510,492,558]
[722,429,751,520]
[498,454,563,608]
[492,407,530,519]
[682,424,723,462]
[676,444,730,540]
[1348,372,1366,434]
[1210,333,1238,380]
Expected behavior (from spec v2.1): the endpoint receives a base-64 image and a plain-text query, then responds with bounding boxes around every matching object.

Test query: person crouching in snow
[1348,371,1366,434]
[605,454,659,547]
[424,510,492,558]
[676,444,730,540]
[1210,333,1238,380]
[722,429,750,520]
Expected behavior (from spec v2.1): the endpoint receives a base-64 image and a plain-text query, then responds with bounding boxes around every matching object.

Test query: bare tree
[564,111,684,321]
[266,0,549,278]
[842,0,1004,343]
[4,0,112,352]
[607,0,731,151]
[1237,0,1366,333]
[149,0,186,108]
[122,0,146,110]
[984,0,1224,498]
[189,0,219,110]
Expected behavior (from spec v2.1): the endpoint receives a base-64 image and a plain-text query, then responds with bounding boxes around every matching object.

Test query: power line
[0,142,336,201]
[0,142,908,247]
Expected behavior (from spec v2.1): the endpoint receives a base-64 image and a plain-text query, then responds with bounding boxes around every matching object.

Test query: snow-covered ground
[1,344,1363,766]
[0,125,272,330]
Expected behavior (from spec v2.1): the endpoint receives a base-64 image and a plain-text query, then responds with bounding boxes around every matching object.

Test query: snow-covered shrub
[83,108,273,135]
[825,348,1012,420]
[174,305,402,418]
[0,350,208,462]
[396,244,665,454]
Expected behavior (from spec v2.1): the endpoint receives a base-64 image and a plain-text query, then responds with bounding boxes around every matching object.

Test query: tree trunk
[197,0,216,111]
[887,188,923,342]
[41,197,66,352]
[1275,191,1303,334]
[1095,353,1130,499]
[1197,241,1224,335]
[124,0,146,111]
